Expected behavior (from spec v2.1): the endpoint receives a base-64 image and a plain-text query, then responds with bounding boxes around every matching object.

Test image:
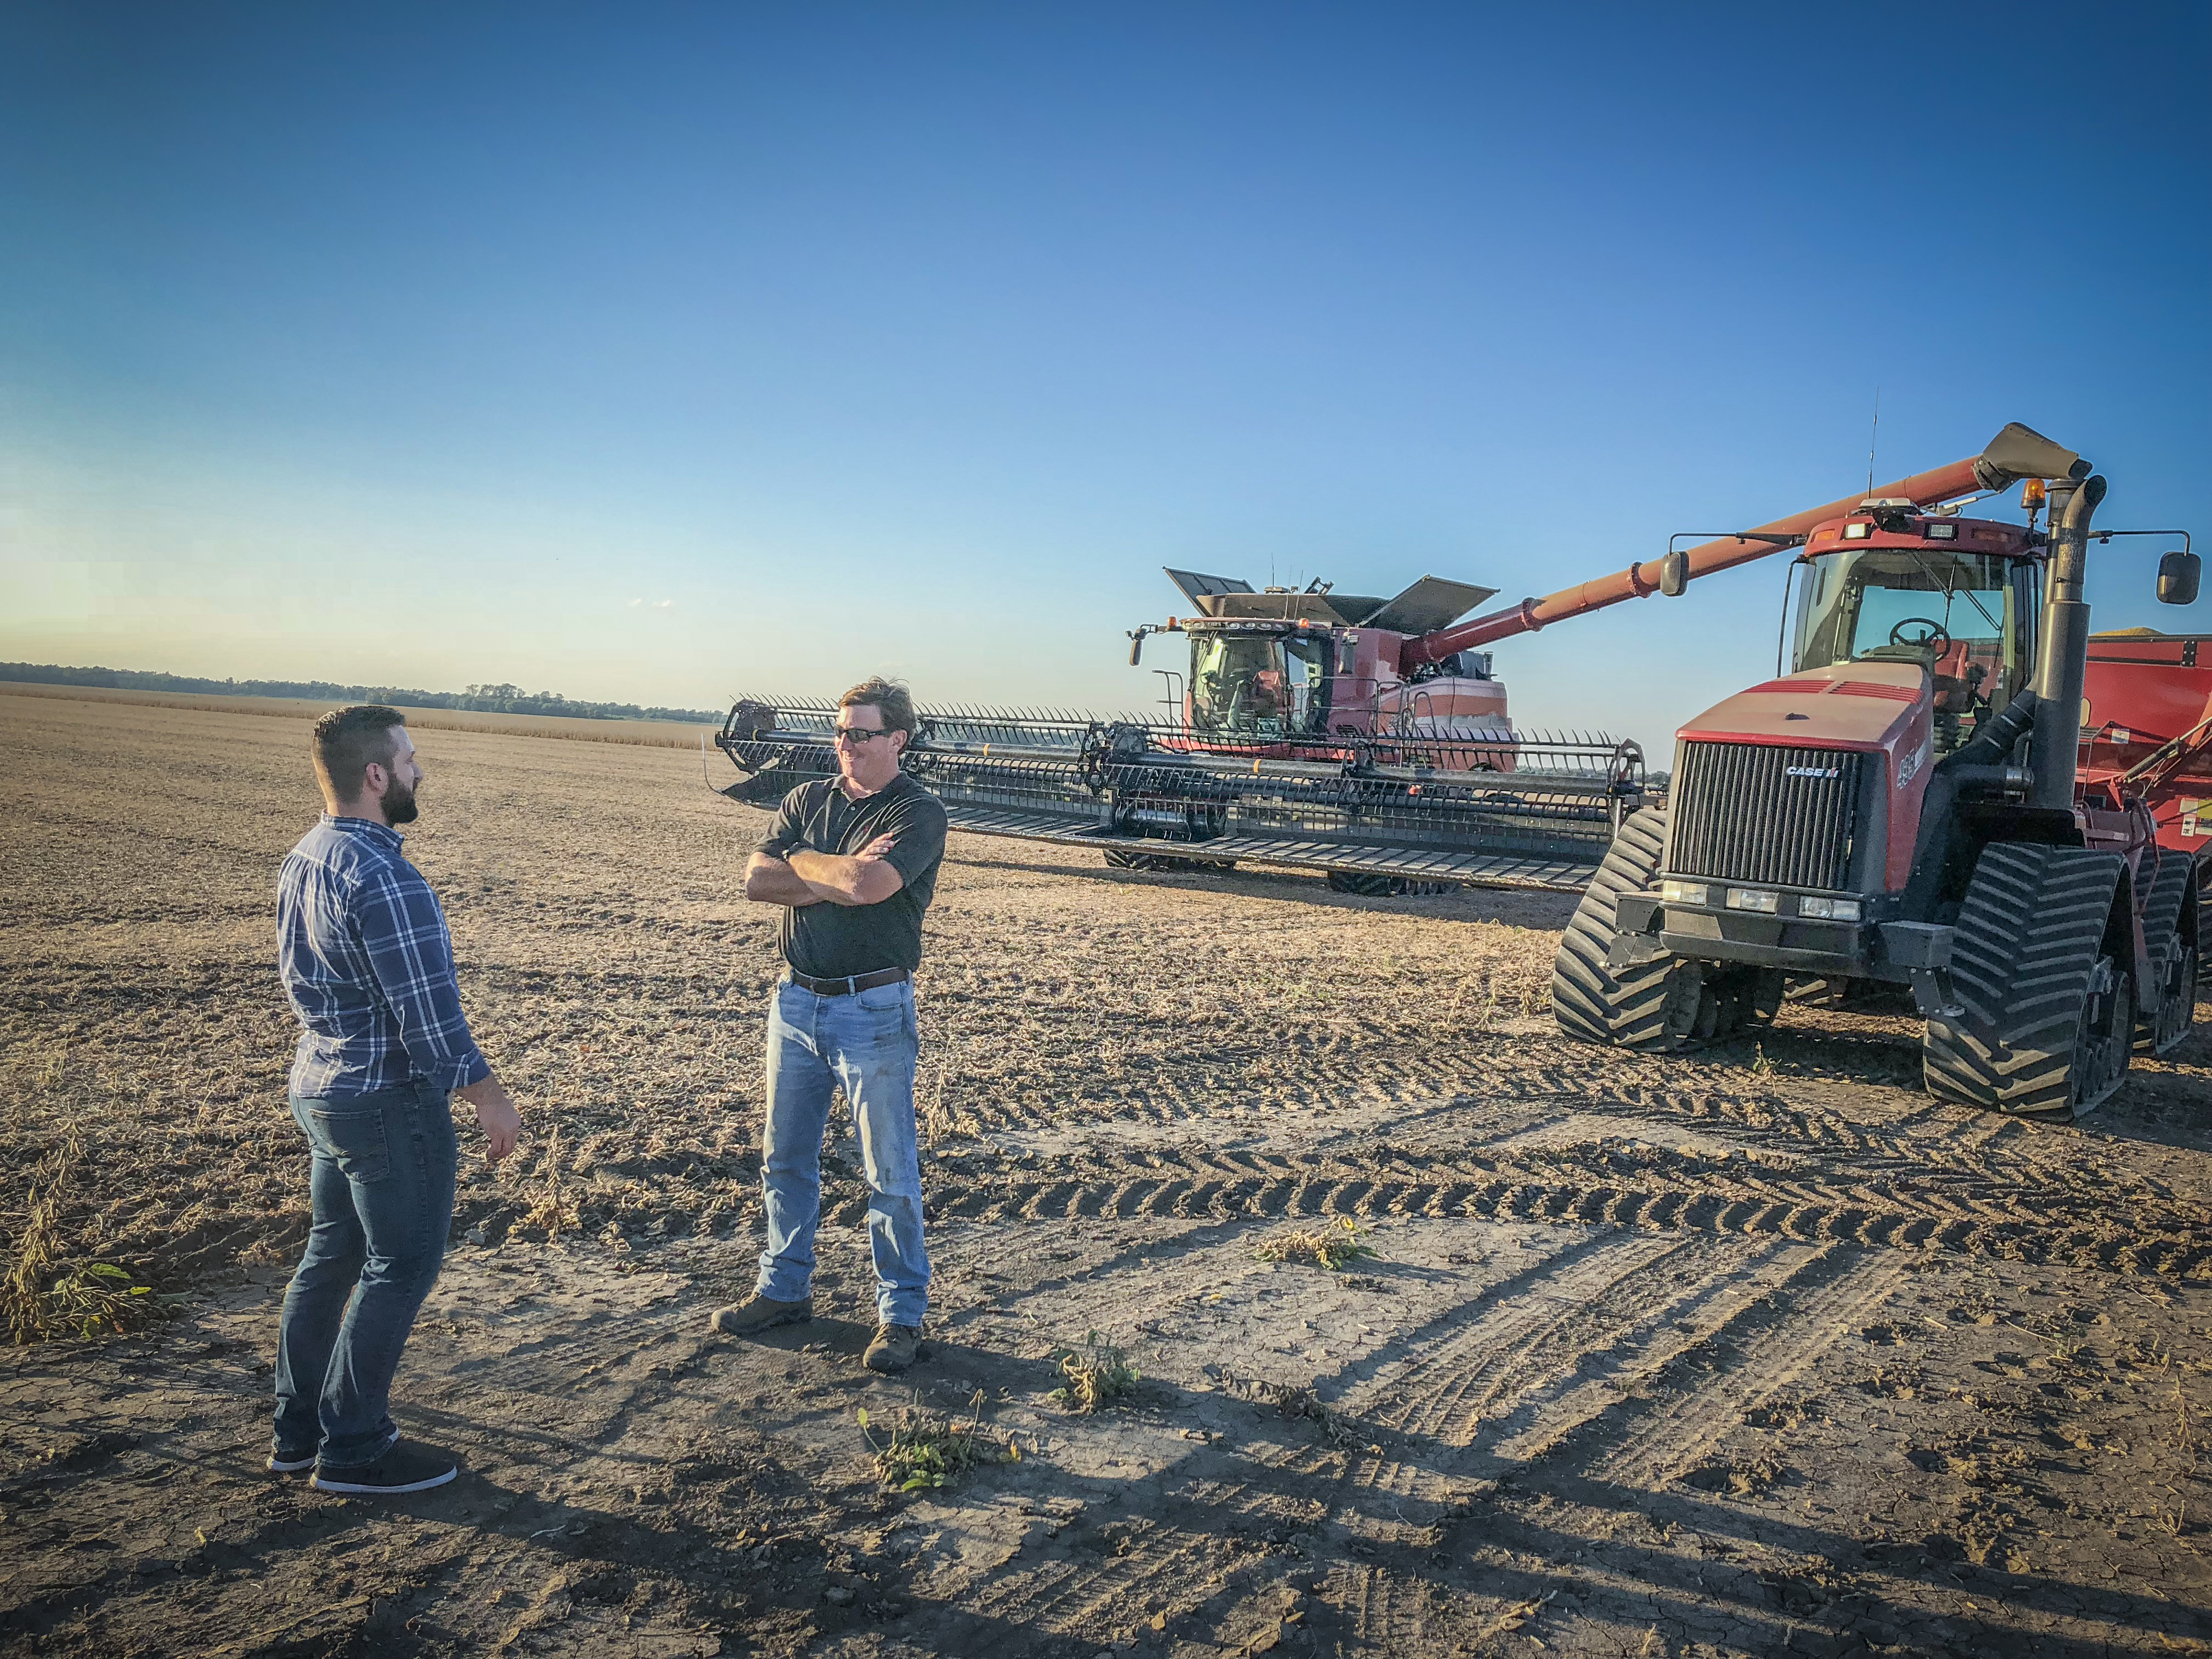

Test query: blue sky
[3,3,2204,753]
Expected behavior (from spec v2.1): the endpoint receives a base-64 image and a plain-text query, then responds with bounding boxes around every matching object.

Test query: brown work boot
[709,1293,812,1336]
[863,1324,928,1374]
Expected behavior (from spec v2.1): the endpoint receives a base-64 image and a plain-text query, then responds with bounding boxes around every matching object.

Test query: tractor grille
[1669,741,1863,891]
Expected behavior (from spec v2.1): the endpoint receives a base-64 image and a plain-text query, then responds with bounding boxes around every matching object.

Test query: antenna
[1866,388,1881,495]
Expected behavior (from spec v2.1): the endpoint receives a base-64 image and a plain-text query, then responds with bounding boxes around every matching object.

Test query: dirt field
[4,691,2211,1658]
[0,681,715,747]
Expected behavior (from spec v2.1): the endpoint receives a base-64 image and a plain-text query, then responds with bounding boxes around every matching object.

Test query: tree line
[0,663,720,725]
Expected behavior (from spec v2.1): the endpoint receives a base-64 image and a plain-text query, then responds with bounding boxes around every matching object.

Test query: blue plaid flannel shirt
[278,816,490,1101]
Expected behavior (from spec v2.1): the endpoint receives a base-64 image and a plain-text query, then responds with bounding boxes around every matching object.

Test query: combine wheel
[2137,853,2200,1057]
[1102,849,1226,874]
[1327,872,1454,897]
[1922,843,2134,1119]
[1551,807,1703,1051]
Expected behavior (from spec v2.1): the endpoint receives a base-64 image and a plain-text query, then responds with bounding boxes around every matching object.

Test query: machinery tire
[1103,849,1226,874]
[2138,851,2200,1056]
[1923,843,2134,1119]
[1326,871,1454,897]
[1551,807,1702,1051]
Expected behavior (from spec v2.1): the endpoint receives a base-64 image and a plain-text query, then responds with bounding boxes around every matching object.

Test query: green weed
[859,1391,1019,1493]
[3,1126,174,1344]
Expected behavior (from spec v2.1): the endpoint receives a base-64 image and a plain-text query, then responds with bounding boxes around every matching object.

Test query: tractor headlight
[1725,888,1780,913]
[1797,895,1861,921]
[1660,880,1708,906]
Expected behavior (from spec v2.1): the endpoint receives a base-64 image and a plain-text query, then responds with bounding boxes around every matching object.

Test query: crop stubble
[3,692,2211,1658]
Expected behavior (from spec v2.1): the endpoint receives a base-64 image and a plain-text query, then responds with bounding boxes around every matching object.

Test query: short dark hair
[839,677,917,739]
[312,705,407,799]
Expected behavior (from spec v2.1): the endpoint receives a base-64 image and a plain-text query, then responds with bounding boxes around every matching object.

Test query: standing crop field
[4,692,2211,1658]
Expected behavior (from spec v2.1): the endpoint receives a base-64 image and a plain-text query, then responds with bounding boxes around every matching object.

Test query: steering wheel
[1888,617,1952,653]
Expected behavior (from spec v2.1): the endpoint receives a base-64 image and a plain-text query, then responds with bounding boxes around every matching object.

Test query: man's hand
[852,832,898,865]
[744,851,825,907]
[455,1073,522,1164]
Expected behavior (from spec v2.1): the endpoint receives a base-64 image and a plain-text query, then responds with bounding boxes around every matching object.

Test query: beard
[381,775,420,825]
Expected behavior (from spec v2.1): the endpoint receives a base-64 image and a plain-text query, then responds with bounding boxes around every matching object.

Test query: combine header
[1551,422,2204,1119]
[715,571,1646,894]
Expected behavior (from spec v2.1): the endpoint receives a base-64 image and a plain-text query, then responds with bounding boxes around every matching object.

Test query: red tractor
[1548,424,2203,1119]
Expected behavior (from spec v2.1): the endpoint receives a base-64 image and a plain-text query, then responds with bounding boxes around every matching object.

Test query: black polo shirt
[757,772,948,978]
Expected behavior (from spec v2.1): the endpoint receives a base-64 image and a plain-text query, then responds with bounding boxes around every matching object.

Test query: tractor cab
[1787,504,2040,755]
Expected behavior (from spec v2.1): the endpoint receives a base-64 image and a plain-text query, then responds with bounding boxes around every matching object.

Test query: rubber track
[2138,848,2196,1055]
[1923,843,2126,1119]
[1550,807,1695,1050]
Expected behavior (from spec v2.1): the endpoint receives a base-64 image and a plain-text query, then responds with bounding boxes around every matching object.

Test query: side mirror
[1128,630,1146,665]
[1660,550,1689,598]
[2158,550,2202,606]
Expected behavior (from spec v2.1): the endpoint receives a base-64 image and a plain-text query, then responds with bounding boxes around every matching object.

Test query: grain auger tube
[1551,423,2206,1119]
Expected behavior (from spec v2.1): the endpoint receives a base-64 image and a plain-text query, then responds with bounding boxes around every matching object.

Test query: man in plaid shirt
[272,706,522,1496]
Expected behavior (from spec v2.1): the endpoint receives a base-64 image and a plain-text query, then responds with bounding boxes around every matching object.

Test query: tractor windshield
[1791,548,2036,753]
[1188,630,1333,736]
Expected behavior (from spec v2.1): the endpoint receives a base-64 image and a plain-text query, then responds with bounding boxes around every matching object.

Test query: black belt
[786,966,910,996]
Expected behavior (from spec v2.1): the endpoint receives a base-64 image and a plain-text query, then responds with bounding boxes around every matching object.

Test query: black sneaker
[709,1293,812,1336]
[863,1324,928,1374]
[270,1424,396,1475]
[310,1441,459,1496]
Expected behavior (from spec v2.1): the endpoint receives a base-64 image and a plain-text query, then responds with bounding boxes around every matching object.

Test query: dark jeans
[273,1081,457,1468]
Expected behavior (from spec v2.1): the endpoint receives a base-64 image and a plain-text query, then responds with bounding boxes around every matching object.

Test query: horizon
[3,4,2205,758]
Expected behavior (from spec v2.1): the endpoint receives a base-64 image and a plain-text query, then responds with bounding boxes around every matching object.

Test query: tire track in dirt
[1304,1239,1827,1533]
[935,1528,1226,1656]
[866,1143,2212,1277]
[1583,1251,1908,1492]
[906,1439,1332,1657]
[1320,1563,1436,1656]
[1348,1233,1692,1457]
[1485,1243,1863,1473]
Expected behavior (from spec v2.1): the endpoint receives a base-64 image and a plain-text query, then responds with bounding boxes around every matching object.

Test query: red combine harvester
[718,569,1649,895]
[1551,423,2204,1119]
[1128,569,1514,757]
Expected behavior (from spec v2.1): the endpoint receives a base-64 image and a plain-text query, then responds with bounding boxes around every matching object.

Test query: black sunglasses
[832,725,900,744]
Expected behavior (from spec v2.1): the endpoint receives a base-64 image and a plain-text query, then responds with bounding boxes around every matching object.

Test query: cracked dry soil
[4,689,2212,1658]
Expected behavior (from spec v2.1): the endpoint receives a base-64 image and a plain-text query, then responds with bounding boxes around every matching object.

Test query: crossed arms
[744,833,906,908]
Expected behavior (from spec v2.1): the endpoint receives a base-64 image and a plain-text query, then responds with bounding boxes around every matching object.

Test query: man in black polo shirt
[710,677,949,1374]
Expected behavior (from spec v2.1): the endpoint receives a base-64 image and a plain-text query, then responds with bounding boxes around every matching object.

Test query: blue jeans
[272,1081,458,1468]
[758,978,930,1327]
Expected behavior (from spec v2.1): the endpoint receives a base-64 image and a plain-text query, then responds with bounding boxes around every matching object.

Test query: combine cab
[1553,424,2204,1119]
[715,569,1645,895]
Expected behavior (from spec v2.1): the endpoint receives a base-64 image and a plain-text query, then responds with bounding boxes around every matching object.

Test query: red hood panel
[1679,661,1926,752]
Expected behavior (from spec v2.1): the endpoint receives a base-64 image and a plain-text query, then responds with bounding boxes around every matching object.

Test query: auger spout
[1402,425,2081,669]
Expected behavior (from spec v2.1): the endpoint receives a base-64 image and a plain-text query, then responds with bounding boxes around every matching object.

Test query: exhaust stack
[2029,471,2109,810]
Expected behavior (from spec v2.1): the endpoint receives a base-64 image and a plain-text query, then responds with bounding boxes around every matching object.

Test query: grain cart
[716,570,1646,895]
[2081,618,2212,856]
[1551,424,2204,1118]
